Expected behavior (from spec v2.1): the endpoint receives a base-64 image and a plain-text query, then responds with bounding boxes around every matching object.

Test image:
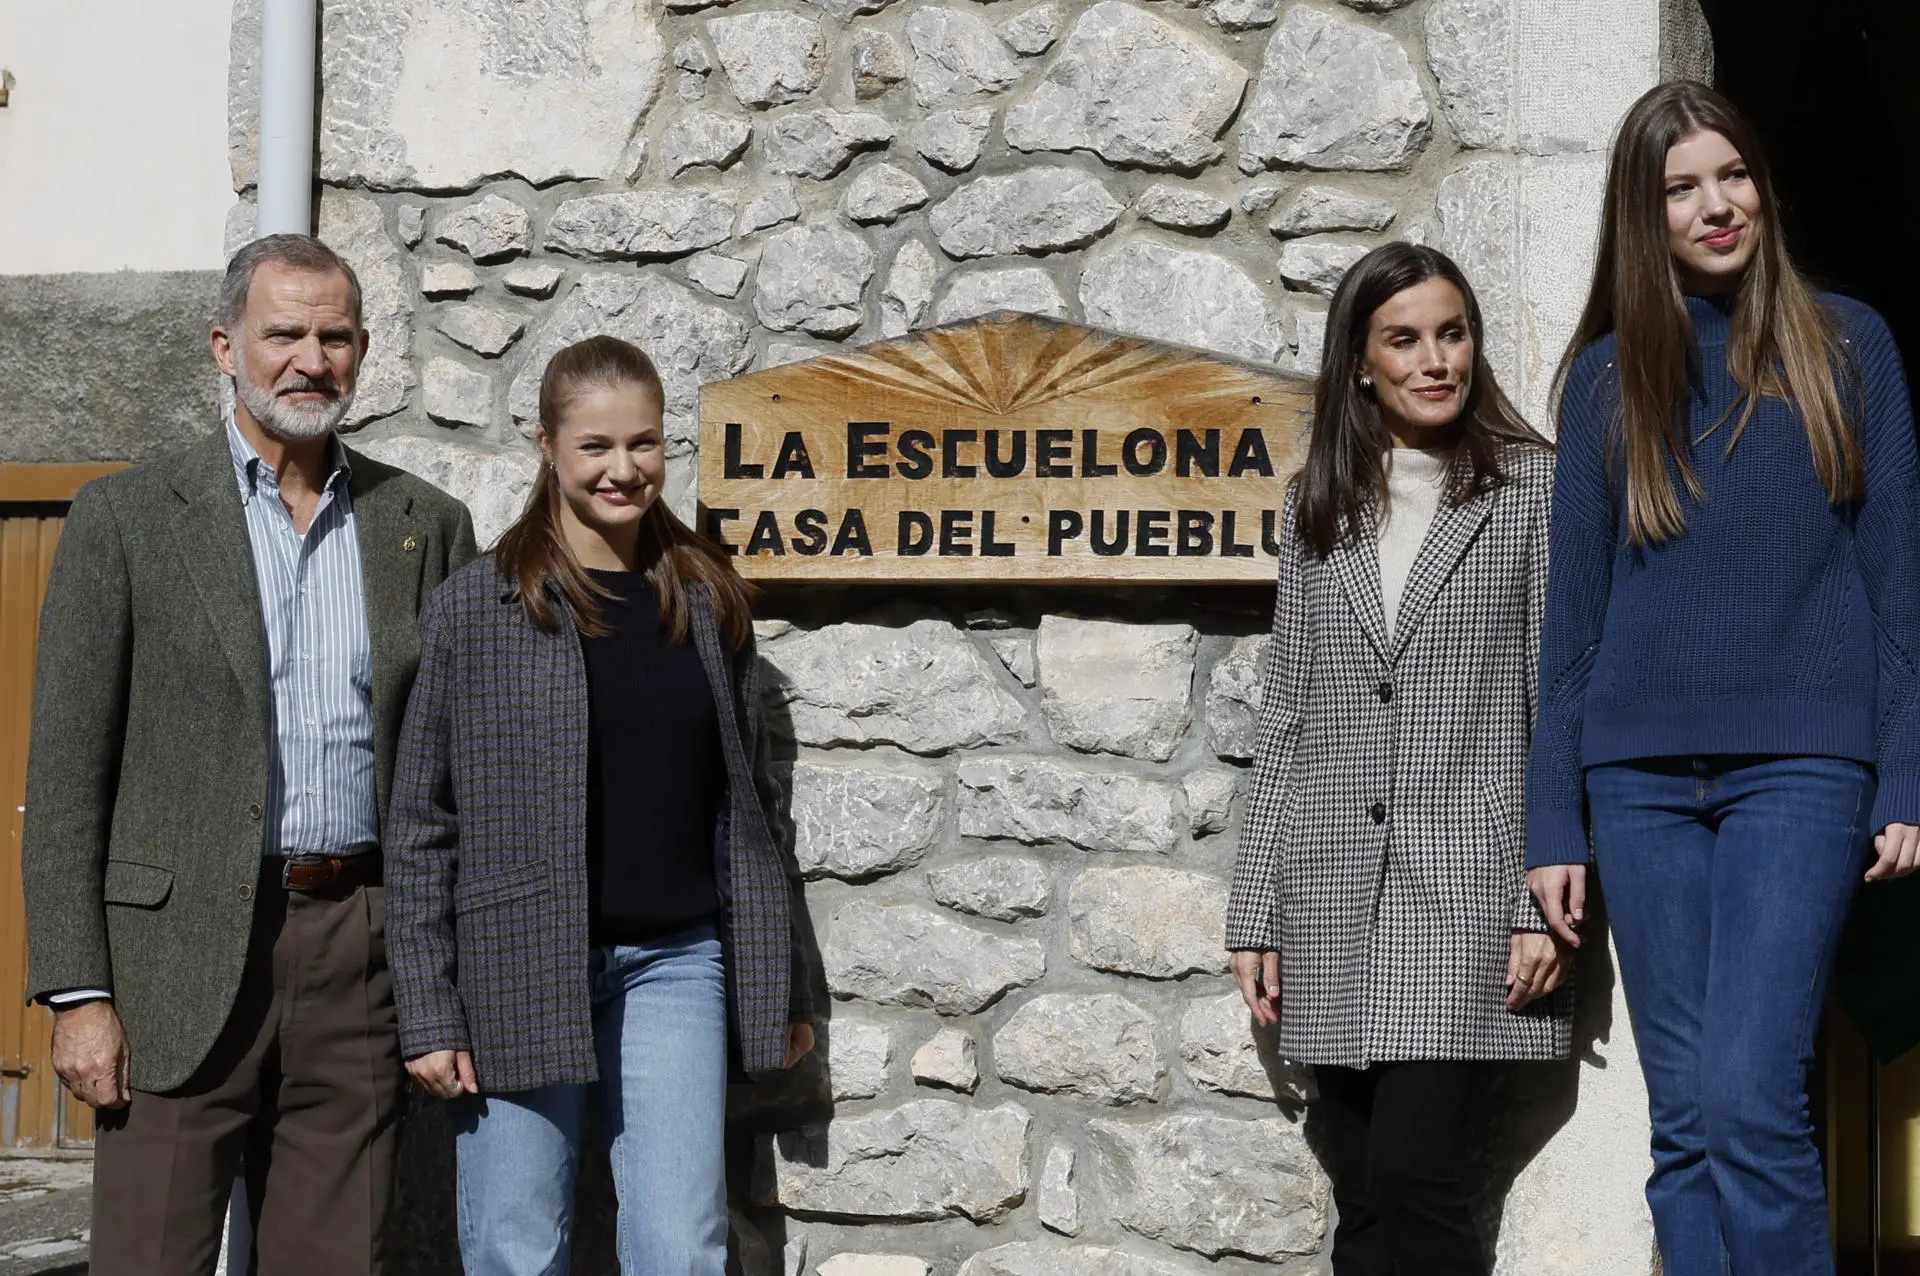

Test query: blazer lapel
[168,436,270,721]
[1327,503,1391,667]
[1386,486,1495,667]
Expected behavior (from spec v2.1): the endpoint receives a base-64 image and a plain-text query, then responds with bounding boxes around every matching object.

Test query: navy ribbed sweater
[1526,294,1920,868]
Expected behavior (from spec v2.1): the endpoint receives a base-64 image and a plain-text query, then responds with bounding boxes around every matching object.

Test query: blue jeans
[1587,756,1870,1276]
[449,924,729,1276]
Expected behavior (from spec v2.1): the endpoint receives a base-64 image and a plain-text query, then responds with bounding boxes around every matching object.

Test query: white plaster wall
[0,0,233,274]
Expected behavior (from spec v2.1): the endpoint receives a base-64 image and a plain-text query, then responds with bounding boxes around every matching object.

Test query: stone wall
[213,0,1700,1270]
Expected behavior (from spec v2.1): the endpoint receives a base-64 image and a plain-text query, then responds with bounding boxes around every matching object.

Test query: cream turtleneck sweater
[1378,447,1452,638]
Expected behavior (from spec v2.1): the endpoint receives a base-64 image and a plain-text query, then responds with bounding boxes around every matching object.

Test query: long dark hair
[1556,80,1858,546]
[1294,242,1548,559]
[494,335,756,648]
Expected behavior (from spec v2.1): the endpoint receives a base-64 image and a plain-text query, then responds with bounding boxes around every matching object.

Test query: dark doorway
[1703,0,1920,374]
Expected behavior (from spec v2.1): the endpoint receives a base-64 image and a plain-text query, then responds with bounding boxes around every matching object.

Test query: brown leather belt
[276,853,383,893]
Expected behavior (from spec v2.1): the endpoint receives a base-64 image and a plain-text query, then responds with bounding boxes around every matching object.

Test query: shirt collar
[225,413,352,506]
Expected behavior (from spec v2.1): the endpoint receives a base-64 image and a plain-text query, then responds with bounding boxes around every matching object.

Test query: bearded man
[22,234,476,1274]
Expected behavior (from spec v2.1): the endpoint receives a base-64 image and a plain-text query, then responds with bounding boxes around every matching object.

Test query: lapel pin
[403,536,418,552]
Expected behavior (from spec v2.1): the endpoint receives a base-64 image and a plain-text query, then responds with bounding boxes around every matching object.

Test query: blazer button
[248,803,263,821]
[1369,802,1387,825]
[238,884,254,901]
[1376,681,1393,703]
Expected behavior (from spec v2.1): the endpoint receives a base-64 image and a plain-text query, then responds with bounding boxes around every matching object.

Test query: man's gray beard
[232,367,355,442]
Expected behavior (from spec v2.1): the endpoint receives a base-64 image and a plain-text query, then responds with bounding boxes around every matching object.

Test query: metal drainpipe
[255,0,318,237]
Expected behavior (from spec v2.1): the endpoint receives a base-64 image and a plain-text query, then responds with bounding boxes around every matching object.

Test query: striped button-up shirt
[227,418,379,856]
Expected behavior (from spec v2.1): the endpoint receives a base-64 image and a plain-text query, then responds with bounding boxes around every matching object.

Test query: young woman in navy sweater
[1527,81,1920,1275]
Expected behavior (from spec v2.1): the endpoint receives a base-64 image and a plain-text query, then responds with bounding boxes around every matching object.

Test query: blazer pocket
[102,859,174,909]
[454,862,552,914]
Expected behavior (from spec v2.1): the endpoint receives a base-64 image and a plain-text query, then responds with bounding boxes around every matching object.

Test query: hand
[405,1049,478,1099]
[50,1000,130,1110]
[1507,931,1574,1011]
[1867,822,1920,881]
[784,1021,816,1069]
[1527,864,1587,948]
[1230,949,1281,1027]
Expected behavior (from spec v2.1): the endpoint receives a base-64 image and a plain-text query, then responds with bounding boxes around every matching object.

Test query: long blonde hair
[494,335,755,647]
[1557,80,1860,546]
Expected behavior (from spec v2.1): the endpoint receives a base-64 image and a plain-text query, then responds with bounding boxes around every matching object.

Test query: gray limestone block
[913,107,996,173]
[313,0,665,190]
[739,181,803,235]
[1078,238,1285,366]
[818,1258,930,1276]
[351,434,539,551]
[421,357,493,429]
[434,194,533,262]
[545,189,739,261]
[501,263,565,299]
[1135,185,1232,232]
[435,303,526,358]
[1176,990,1312,1101]
[758,612,1027,753]
[1182,768,1238,835]
[1425,0,1514,149]
[1276,236,1373,296]
[319,191,414,426]
[1435,156,1521,388]
[1003,1,1248,172]
[397,204,427,247]
[925,855,1052,922]
[821,900,1046,1013]
[910,1027,980,1092]
[852,30,910,100]
[685,251,751,299]
[1090,1115,1329,1260]
[844,163,932,226]
[754,1100,1032,1222]
[992,993,1166,1104]
[881,239,941,337]
[1068,866,1228,977]
[959,1244,1212,1276]
[420,262,481,299]
[957,756,1186,856]
[825,1019,893,1100]
[998,2,1066,55]
[708,11,828,108]
[1269,185,1397,237]
[763,110,896,179]
[1238,4,1431,173]
[929,168,1123,259]
[1037,1147,1080,1236]
[1207,0,1278,32]
[788,758,946,881]
[753,221,876,337]
[1205,634,1267,759]
[663,111,754,176]
[935,267,1069,323]
[907,7,1022,106]
[990,633,1038,685]
[506,273,752,444]
[1037,615,1197,761]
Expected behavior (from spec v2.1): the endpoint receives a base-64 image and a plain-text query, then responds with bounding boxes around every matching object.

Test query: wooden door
[0,464,126,1151]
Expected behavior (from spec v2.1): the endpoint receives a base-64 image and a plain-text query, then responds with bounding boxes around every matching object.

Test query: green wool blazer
[21,430,477,1092]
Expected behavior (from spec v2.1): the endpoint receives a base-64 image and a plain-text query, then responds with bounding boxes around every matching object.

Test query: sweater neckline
[1684,292,1737,347]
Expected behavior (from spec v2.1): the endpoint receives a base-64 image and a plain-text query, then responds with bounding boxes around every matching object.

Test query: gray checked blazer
[385,556,811,1091]
[1227,445,1573,1067]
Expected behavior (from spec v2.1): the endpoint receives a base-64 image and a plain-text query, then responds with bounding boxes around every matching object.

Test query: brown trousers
[89,869,403,1276]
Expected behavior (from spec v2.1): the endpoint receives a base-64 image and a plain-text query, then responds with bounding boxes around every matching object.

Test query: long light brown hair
[1558,80,1860,546]
[494,335,756,647]
[1295,242,1549,559]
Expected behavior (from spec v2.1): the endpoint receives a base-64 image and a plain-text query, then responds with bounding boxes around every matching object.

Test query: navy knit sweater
[1526,294,1920,868]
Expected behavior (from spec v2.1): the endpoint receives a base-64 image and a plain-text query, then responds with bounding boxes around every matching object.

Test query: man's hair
[218,234,363,332]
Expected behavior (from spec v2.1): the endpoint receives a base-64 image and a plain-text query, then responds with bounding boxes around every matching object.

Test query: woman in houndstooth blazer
[1227,243,1574,1276]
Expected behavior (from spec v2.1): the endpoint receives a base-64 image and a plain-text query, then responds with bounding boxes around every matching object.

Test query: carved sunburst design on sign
[792,313,1283,416]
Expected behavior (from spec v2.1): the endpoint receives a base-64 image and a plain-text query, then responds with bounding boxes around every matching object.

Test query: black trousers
[1312,1061,1487,1276]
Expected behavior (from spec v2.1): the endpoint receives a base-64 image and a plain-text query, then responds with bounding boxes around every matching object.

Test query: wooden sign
[696,313,1313,583]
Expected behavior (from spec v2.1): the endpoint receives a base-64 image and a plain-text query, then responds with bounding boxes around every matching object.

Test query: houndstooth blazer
[385,557,810,1091]
[1227,445,1573,1067]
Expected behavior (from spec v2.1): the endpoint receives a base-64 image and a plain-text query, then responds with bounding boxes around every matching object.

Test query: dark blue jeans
[1587,756,1871,1276]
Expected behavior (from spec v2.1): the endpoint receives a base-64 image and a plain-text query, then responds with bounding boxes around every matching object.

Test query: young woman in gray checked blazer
[1227,243,1574,1276]
[385,336,814,1276]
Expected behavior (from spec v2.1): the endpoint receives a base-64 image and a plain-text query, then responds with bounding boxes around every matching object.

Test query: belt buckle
[279,857,298,890]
